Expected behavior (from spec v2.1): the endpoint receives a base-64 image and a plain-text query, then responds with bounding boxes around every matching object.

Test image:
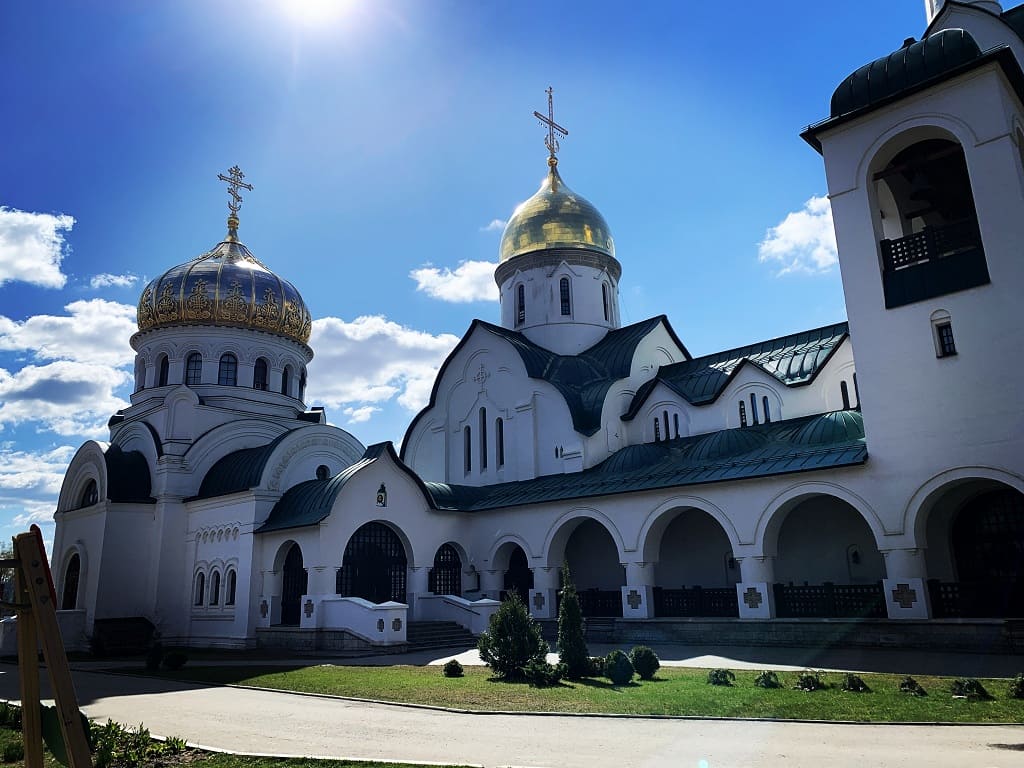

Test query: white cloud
[409,260,498,303]
[0,206,74,289]
[0,299,137,367]
[758,195,838,275]
[481,218,506,232]
[90,273,138,289]
[0,445,75,497]
[342,405,380,424]
[306,315,459,414]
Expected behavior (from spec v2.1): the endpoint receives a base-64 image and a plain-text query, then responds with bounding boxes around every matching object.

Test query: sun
[279,0,355,27]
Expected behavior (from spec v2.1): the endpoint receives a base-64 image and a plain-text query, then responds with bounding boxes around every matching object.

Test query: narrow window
[464,425,472,474]
[653,418,661,442]
[853,372,860,407]
[559,277,571,316]
[194,572,205,606]
[479,407,488,470]
[662,410,670,440]
[157,355,169,387]
[61,554,80,610]
[516,284,525,326]
[134,358,145,392]
[739,401,747,427]
[253,358,268,390]
[281,365,292,396]
[750,393,759,425]
[226,570,236,606]
[602,283,610,322]
[218,354,238,386]
[185,352,203,386]
[209,570,221,605]
[80,479,98,508]
[673,412,680,438]
[840,380,851,410]
[299,369,307,400]
[495,417,505,467]
[762,396,771,423]
[936,322,957,357]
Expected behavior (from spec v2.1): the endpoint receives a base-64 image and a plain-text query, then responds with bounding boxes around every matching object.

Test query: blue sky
[0,0,926,543]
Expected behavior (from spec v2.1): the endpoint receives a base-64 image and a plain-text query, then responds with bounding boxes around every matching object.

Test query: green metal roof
[105,445,154,503]
[194,430,296,500]
[624,322,848,420]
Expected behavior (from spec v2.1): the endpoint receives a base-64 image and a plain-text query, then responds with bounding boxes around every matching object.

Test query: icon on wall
[376,483,387,507]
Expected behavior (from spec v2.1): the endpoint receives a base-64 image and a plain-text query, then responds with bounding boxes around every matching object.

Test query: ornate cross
[217,165,253,240]
[303,599,314,618]
[743,587,764,609]
[626,589,643,610]
[532,591,545,610]
[891,583,918,609]
[534,87,568,161]
[473,364,489,386]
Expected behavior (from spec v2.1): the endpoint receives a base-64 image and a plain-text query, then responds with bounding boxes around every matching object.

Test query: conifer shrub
[899,676,928,697]
[840,673,871,693]
[604,649,634,685]
[754,670,782,689]
[1008,673,1024,699]
[586,656,606,678]
[951,678,992,700]
[556,563,590,679]
[442,659,464,678]
[523,660,566,688]
[706,668,736,686]
[477,593,548,680]
[628,646,660,681]
[794,670,826,692]
[2,742,23,763]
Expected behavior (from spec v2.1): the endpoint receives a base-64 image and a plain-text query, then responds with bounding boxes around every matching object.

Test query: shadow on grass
[574,678,641,692]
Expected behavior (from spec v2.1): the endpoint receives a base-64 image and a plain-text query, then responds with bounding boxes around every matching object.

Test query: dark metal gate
[429,543,462,596]
[336,522,408,604]
[281,544,307,626]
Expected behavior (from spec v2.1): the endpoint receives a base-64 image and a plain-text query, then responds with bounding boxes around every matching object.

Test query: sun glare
[280,0,354,26]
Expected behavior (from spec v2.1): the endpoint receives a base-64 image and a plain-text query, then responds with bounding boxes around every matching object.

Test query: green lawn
[131,664,1024,723]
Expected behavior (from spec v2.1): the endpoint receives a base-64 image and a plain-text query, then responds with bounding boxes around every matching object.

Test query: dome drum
[493,247,621,288]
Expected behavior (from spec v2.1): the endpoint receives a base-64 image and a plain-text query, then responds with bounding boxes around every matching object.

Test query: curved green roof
[195,430,295,500]
[830,29,981,119]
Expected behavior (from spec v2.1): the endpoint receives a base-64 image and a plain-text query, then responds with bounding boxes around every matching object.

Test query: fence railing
[653,586,738,617]
[927,580,1024,619]
[880,220,981,272]
[773,582,886,619]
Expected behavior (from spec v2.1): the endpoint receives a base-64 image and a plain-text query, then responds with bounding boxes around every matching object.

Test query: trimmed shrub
[951,678,992,700]
[1008,673,1024,700]
[754,670,782,689]
[794,671,826,692]
[523,660,566,688]
[899,676,927,697]
[586,656,606,678]
[841,673,871,693]
[556,563,590,680]
[628,646,660,681]
[2,742,24,763]
[442,659,464,678]
[604,649,634,686]
[161,650,188,671]
[477,593,548,680]
[0,702,21,730]
[706,668,735,687]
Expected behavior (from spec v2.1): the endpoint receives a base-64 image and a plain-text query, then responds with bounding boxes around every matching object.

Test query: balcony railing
[880,220,982,272]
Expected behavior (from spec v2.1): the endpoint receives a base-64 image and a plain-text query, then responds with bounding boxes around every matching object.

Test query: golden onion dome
[135,237,312,346]
[499,159,614,263]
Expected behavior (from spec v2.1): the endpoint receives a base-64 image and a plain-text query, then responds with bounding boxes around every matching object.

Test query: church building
[48,1,1024,652]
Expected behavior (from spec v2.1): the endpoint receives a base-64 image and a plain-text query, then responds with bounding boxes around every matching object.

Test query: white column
[299,566,334,629]
[882,548,931,619]
[621,561,655,619]
[406,565,429,619]
[480,569,503,601]
[736,556,775,619]
[529,566,559,620]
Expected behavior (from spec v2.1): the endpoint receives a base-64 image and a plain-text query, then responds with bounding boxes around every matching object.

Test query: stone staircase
[405,621,476,650]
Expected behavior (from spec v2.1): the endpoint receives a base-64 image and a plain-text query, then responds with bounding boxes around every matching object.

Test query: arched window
[739,401,747,427]
[218,354,237,386]
[157,354,169,387]
[185,353,203,386]
[429,543,463,596]
[852,372,860,407]
[653,417,661,442]
[253,358,268,391]
[209,570,221,605]
[281,365,292,397]
[79,480,98,508]
[516,284,525,327]
[559,277,571,316]
[299,369,307,401]
[840,380,851,410]
[762,396,771,423]
[61,553,80,610]
[316,464,330,480]
[662,411,670,441]
[602,283,610,322]
[225,569,237,606]
[673,412,680,439]
[463,425,472,474]
[750,393,759,425]
[194,572,205,606]
[479,407,488,470]
[495,417,505,467]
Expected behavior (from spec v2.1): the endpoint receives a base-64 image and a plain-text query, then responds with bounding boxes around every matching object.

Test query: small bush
[628,646,660,681]
[0,702,20,730]
[1008,673,1024,700]
[841,673,871,693]
[586,656,606,678]
[951,678,992,700]
[523,660,565,688]
[899,676,928,697]
[2,742,24,763]
[794,671,826,692]
[163,736,187,754]
[92,720,156,768]
[161,650,188,671]
[604,649,634,685]
[706,668,736,687]
[477,594,548,680]
[754,670,782,689]
[442,659,464,678]
[144,641,164,672]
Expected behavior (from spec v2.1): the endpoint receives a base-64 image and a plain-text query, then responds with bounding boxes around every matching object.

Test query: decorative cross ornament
[392,618,403,632]
[217,165,253,240]
[534,87,568,161]
[303,599,314,618]
[532,591,545,610]
[891,582,918,609]
[376,618,385,632]
[472,364,490,387]
[626,589,643,610]
[743,587,764,609]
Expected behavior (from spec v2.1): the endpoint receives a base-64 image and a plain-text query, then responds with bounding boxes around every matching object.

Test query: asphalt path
[1,664,1022,768]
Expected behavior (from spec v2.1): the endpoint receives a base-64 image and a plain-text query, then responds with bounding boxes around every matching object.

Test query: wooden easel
[1,525,91,768]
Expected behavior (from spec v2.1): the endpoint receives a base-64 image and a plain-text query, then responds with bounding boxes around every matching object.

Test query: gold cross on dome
[217,165,254,216]
[533,86,568,161]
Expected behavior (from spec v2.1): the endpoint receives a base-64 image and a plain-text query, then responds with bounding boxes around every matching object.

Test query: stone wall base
[255,626,409,654]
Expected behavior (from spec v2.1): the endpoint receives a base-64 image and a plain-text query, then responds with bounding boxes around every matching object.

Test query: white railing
[416,594,500,635]
[301,595,407,645]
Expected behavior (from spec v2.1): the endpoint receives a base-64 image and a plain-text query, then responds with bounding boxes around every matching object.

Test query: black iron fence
[653,586,738,617]
[773,582,886,619]
[880,220,981,272]
[927,580,1024,618]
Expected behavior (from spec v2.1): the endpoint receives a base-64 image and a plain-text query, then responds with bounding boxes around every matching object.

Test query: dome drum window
[559,277,571,316]
[253,358,269,390]
[218,354,238,386]
[185,353,203,386]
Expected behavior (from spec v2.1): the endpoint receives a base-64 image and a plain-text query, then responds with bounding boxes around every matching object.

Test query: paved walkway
[2,664,1023,768]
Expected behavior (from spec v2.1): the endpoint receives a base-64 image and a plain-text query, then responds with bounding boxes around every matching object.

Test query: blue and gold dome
[136,236,312,346]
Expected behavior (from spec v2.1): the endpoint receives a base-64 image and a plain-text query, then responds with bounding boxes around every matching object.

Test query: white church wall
[94,506,155,620]
[52,507,106,631]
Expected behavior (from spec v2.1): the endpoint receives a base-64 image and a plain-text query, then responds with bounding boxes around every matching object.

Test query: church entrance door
[337,522,408,604]
[280,544,307,626]
[502,546,533,605]
[429,543,462,596]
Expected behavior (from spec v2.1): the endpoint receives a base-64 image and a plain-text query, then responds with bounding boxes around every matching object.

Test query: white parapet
[301,595,408,644]
[415,594,501,635]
